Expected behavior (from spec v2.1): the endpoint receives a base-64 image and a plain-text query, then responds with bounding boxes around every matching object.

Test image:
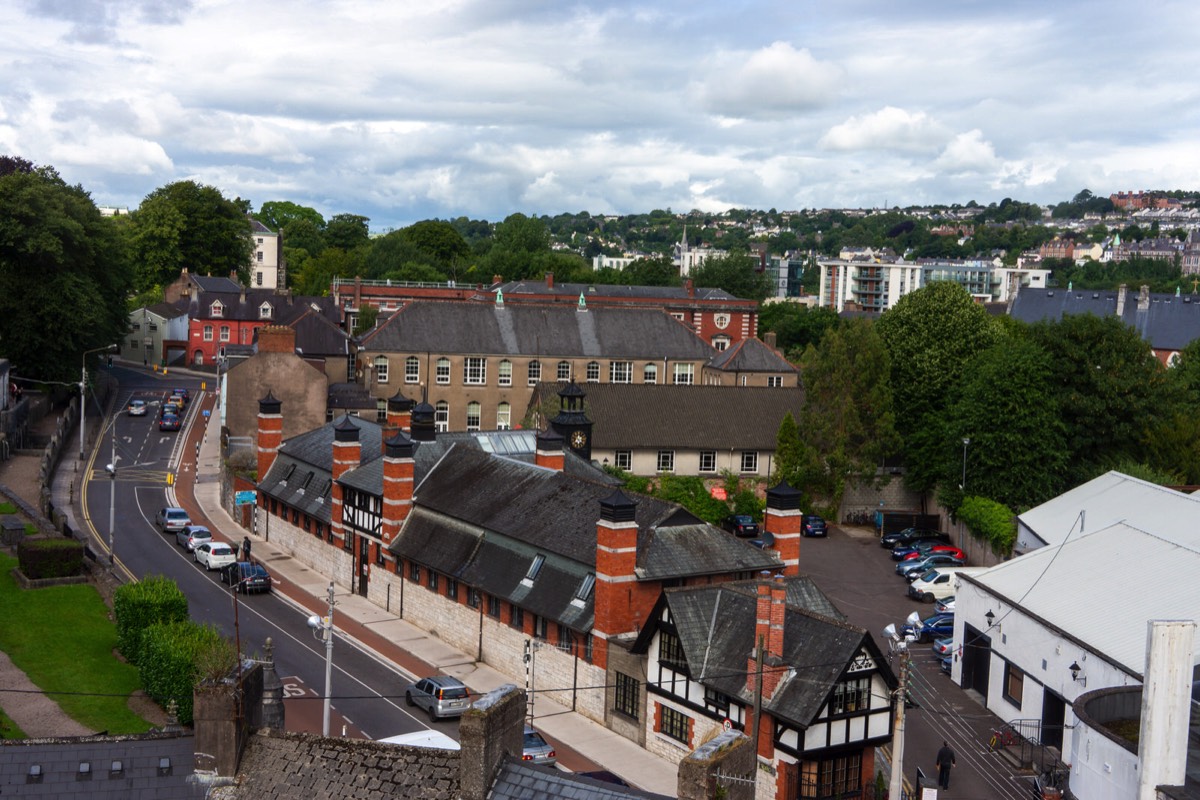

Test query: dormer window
[280,463,295,484]
[259,303,273,319]
[210,301,224,318]
[571,573,595,607]
[521,554,545,586]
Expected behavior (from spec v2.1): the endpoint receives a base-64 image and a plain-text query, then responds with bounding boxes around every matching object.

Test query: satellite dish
[882,623,898,641]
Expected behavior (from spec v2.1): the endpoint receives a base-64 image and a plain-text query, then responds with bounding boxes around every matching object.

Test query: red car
[902,545,964,562]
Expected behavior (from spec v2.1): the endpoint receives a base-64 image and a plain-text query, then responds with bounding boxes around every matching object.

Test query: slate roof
[249,218,276,235]
[531,382,805,450]
[655,579,891,729]
[490,760,670,800]
[181,290,339,325]
[1009,286,1200,351]
[146,301,188,320]
[707,337,797,373]
[191,274,243,293]
[498,280,739,303]
[268,304,352,357]
[327,382,376,411]
[358,300,716,360]
[211,729,460,799]
[0,732,203,799]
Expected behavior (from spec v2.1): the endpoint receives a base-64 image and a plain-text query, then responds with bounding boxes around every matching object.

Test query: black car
[880,526,950,549]
[220,561,273,593]
[801,514,827,537]
[722,514,759,537]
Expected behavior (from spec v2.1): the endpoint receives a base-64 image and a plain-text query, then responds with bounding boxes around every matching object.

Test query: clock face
[570,430,587,449]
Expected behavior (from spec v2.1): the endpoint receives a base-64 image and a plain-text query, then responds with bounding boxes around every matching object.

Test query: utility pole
[751,633,764,761]
[307,583,336,737]
[107,417,117,569]
[889,637,912,800]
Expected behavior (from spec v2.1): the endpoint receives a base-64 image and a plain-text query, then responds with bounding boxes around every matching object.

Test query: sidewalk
[180,388,679,796]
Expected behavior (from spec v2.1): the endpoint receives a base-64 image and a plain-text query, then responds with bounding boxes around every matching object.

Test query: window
[148,322,158,331]
[376,399,387,422]
[557,623,573,649]
[586,361,600,383]
[610,361,632,383]
[712,335,730,351]
[799,754,861,799]
[210,301,224,317]
[405,356,420,384]
[436,358,450,385]
[1003,661,1025,707]
[428,571,440,592]
[129,338,138,348]
[658,630,686,670]
[133,322,142,331]
[740,451,759,473]
[409,561,421,582]
[614,450,631,471]
[657,450,675,473]
[527,360,542,386]
[487,595,501,618]
[435,401,449,432]
[374,356,389,384]
[524,554,545,582]
[557,361,572,381]
[643,363,658,384]
[829,677,870,715]
[672,363,694,385]
[256,251,264,263]
[699,451,716,473]
[496,402,511,430]
[219,325,231,342]
[574,573,595,602]
[466,401,481,432]
[464,357,486,385]
[446,577,459,601]
[659,705,689,744]
[256,271,264,285]
[511,605,525,630]
[498,360,512,387]
[535,615,549,640]
[259,302,272,319]
[704,687,730,714]
[768,375,783,388]
[204,325,214,342]
[615,672,640,720]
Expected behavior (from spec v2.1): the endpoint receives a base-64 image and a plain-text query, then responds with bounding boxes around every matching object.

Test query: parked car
[221,561,273,593]
[801,514,827,537]
[880,527,950,549]
[939,653,953,675]
[722,514,759,537]
[522,725,556,766]
[171,388,190,406]
[176,524,211,552]
[162,400,181,417]
[405,675,471,721]
[127,399,147,416]
[156,507,191,533]
[194,542,237,571]
[890,538,959,560]
[932,636,955,657]
[897,552,966,580]
[907,567,973,602]
[901,545,964,562]
[901,612,954,643]
[159,413,180,432]
[935,596,956,614]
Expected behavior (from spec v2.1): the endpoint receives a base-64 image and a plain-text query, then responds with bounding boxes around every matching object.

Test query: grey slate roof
[490,760,670,800]
[192,274,243,293]
[707,337,797,373]
[531,382,805,450]
[146,301,188,319]
[1010,286,1200,351]
[0,732,203,799]
[271,305,352,357]
[182,290,339,325]
[498,279,738,303]
[359,300,716,360]
[658,579,890,729]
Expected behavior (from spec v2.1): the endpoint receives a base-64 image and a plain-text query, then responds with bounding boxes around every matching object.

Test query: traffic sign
[235,490,257,506]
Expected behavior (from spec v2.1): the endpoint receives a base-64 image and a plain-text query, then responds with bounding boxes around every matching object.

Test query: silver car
[156,507,191,533]
[522,725,556,766]
[176,524,211,552]
[405,676,470,721]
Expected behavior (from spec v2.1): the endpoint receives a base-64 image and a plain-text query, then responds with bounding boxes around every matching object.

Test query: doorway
[1041,689,1066,751]
[961,625,992,699]
[357,536,370,597]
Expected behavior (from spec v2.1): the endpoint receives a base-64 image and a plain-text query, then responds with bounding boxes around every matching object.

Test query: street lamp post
[106,417,117,569]
[79,344,117,458]
[960,437,970,494]
[307,583,336,736]
[884,612,922,800]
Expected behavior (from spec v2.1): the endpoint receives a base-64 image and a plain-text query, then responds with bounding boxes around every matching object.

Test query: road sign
[235,490,257,506]
[203,409,211,418]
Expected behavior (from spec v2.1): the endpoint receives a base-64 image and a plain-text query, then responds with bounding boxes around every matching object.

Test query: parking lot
[798,523,1036,799]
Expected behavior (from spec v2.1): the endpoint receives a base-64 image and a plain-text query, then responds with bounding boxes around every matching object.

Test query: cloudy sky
[3,0,1198,230]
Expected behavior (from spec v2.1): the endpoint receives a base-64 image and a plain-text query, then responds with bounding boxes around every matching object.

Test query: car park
[405,675,471,721]
[900,545,965,562]
[176,524,211,552]
[194,542,237,571]
[880,527,950,549]
[901,612,954,643]
[221,561,273,593]
[897,552,966,579]
[159,413,181,432]
[127,399,148,416]
[801,514,827,537]
[156,507,191,533]
[907,567,973,602]
[935,596,956,614]
[722,514,759,537]
[522,725,556,766]
[890,538,960,560]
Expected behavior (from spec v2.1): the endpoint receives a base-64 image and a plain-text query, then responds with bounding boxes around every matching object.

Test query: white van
[908,567,981,603]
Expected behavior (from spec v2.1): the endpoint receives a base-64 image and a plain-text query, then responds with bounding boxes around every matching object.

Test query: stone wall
[252,506,354,588]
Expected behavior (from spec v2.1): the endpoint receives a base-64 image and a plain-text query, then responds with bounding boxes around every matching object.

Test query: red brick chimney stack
[257,325,296,354]
[256,391,282,484]
[382,388,415,451]
[545,272,555,289]
[592,490,639,670]
[381,431,415,546]
[329,415,361,547]
[534,428,565,471]
[764,481,803,575]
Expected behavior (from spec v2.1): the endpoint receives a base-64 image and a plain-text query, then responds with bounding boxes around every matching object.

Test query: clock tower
[549,381,593,461]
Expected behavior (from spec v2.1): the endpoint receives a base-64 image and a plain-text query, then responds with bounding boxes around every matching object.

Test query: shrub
[112,576,188,664]
[16,537,84,579]
[958,496,1016,554]
[138,621,235,725]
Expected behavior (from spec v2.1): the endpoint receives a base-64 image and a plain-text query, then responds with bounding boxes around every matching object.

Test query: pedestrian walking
[936,740,956,790]
[242,536,252,561]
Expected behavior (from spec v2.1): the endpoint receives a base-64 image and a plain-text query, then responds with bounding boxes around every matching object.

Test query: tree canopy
[688,251,773,302]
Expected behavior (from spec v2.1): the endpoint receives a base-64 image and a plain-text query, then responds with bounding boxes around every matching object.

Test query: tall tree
[127,181,253,289]
[688,251,772,302]
[397,220,470,272]
[324,213,371,252]
[0,160,133,382]
[256,200,325,232]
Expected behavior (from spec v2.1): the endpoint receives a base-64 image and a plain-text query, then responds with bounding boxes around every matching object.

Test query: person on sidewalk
[936,740,956,790]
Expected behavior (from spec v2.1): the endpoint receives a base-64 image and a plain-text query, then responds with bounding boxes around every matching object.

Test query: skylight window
[523,554,545,584]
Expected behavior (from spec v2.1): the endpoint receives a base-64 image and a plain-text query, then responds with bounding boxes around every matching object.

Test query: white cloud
[697,42,842,120]
[820,107,947,153]
[933,130,1001,175]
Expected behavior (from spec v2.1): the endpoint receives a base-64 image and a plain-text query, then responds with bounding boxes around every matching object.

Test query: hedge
[112,575,189,664]
[16,537,84,579]
[958,496,1016,554]
[138,621,234,725]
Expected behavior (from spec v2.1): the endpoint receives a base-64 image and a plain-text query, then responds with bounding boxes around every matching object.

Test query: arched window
[373,356,389,384]
[405,356,420,384]
[527,360,542,386]
[643,363,658,384]
[498,359,512,387]
[586,361,600,383]
[557,361,572,381]
[435,400,449,432]
[497,402,511,430]
[436,358,450,385]
[466,401,481,432]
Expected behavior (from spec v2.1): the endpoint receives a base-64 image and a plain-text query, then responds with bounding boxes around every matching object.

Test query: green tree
[484,213,552,281]
[292,247,365,296]
[795,318,899,512]
[324,213,371,251]
[771,412,804,490]
[397,220,470,272]
[0,161,133,383]
[127,181,253,289]
[622,255,681,287]
[758,302,839,359]
[689,251,772,302]
[256,200,325,232]
[1027,313,1166,485]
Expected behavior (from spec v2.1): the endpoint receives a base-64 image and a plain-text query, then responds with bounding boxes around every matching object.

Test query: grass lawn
[0,706,26,739]
[0,552,154,734]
